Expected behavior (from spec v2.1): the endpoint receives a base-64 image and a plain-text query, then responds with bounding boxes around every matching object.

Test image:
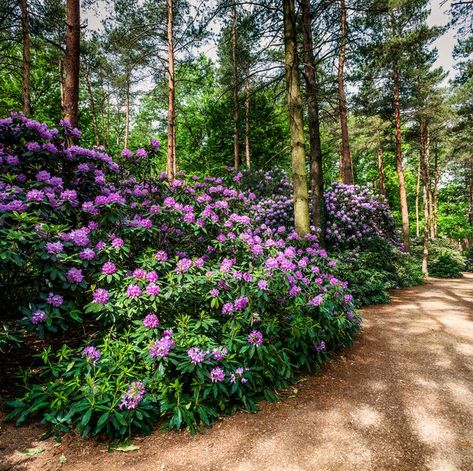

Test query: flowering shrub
[2,114,360,437]
[324,183,403,249]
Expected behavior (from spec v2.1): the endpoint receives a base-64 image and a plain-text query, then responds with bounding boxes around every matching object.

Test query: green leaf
[16,447,44,457]
[110,443,140,452]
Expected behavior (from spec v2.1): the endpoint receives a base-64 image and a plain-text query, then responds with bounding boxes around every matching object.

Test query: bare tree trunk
[84,66,100,146]
[63,0,80,130]
[425,127,435,239]
[415,154,421,238]
[283,0,310,236]
[337,0,353,184]
[377,136,385,196]
[124,76,130,149]
[469,157,473,246]
[301,0,324,236]
[106,92,111,147]
[20,0,31,115]
[245,69,250,169]
[420,121,429,276]
[231,0,240,169]
[166,0,176,180]
[433,145,439,238]
[59,58,65,111]
[393,63,410,251]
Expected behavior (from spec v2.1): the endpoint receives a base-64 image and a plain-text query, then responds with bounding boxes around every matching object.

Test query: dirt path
[2,275,473,471]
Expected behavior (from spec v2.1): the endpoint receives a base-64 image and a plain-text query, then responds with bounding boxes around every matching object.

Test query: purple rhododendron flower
[176,258,192,272]
[257,280,268,291]
[234,296,249,310]
[121,148,133,158]
[309,295,323,307]
[31,310,47,325]
[210,367,225,383]
[247,330,263,347]
[155,250,168,262]
[111,237,124,248]
[314,341,326,352]
[92,288,109,304]
[47,293,63,307]
[83,345,101,364]
[46,241,63,254]
[126,284,142,298]
[188,347,206,365]
[102,261,116,275]
[66,267,84,284]
[146,283,160,296]
[212,347,228,361]
[79,248,95,260]
[222,303,234,315]
[150,335,175,359]
[143,313,159,328]
[119,382,146,410]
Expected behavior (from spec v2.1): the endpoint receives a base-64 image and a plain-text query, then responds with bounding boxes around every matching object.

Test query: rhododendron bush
[1,115,360,437]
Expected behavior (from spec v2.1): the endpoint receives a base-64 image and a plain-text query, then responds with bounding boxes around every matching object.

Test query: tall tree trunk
[420,120,429,276]
[166,0,176,180]
[245,69,250,169]
[415,154,421,238]
[20,0,31,115]
[283,0,310,236]
[124,76,130,149]
[337,0,352,184]
[301,0,324,236]
[84,66,100,146]
[63,0,80,130]
[377,136,385,196]
[469,157,473,247]
[231,0,240,169]
[433,145,439,238]
[59,58,65,111]
[393,63,410,251]
[425,127,435,239]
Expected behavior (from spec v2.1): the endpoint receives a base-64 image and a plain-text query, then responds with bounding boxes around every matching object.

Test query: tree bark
[301,0,324,235]
[166,0,176,180]
[469,157,473,246]
[377,136,385,196]
[425,127,435,239]
[245,69,250,169]
[124,76,130,149]
[420,120,429,276]
[63,0,80,130]
[84,66,100,146]
[20,0,31,115]
[393,63,410,251]
[415,153,421,238]
[433,145,439,238]
[337,0,353,184]
[59,58,65,111]
[232,0,240,169]
[283,0,310,236]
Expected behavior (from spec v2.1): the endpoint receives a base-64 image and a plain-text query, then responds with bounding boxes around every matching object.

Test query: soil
[1,274,473,471]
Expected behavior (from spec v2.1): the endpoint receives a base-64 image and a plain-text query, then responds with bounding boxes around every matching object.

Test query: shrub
[463,247,473,272]
[412,239,465,278]
[324,183,403,250]
[1,114,361,437]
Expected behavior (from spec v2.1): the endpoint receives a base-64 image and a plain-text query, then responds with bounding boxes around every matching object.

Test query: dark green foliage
[412,239,465,278]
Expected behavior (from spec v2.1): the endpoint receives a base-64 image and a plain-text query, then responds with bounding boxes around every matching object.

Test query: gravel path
[2,274,473,471]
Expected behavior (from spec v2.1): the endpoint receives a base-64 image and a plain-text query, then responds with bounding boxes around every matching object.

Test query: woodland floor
[1,274,473,471]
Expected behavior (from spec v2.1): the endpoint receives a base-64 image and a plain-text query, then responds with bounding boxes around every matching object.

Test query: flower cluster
[324,183,403,249]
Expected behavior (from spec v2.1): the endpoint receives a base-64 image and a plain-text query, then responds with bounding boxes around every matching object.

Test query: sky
[428,0,457,80]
